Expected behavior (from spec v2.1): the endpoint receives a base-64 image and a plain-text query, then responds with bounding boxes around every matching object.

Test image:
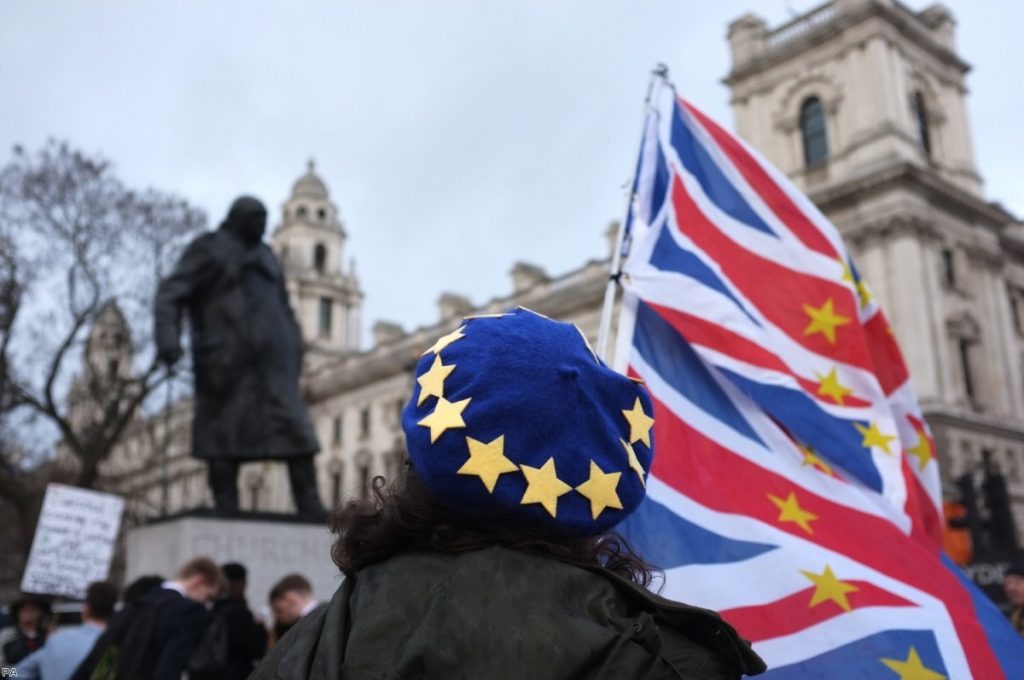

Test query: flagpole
[596,63,669,362]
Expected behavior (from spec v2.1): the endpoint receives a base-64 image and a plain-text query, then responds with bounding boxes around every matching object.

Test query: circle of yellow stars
[413,316,654,521]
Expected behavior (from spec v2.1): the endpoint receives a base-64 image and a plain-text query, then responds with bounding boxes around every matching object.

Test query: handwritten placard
[20,484,125,598]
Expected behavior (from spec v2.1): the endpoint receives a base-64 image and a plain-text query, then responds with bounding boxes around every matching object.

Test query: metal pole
[596,64,669,362]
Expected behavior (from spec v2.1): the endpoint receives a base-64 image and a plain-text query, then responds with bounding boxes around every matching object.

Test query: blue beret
[402,307,655,539]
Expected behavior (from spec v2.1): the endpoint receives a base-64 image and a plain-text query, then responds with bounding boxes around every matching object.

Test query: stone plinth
[125,511,342,616]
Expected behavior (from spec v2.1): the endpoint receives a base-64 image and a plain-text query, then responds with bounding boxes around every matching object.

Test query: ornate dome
[291,159,329,199]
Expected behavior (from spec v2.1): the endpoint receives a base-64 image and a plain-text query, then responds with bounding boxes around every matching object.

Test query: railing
[766,2,837,49]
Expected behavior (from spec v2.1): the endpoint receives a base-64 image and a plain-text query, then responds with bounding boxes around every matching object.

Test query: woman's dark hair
[330,466,661,588]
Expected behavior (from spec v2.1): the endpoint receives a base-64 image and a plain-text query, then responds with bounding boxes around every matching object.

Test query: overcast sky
[2,0,1021,343]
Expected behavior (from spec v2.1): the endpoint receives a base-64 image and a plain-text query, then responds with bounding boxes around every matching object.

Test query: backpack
[186,605,230,677]
[72,589,173,680]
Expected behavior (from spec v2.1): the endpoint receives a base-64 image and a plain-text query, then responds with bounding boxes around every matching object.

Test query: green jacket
[250,547,765,679]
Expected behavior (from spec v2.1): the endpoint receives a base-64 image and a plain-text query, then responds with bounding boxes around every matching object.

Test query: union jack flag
[614,81,1024,678]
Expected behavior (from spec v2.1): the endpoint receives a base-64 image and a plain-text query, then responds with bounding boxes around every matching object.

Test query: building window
[332,416,342,445]
[317,207,327,221]
[331,468,342,507]
[313,243,327,274]
[280,244,290,264]
[913,92,931,157]
[800,97,829,168]
[941,248,956,288]
[360,407,371,438]
[958,338,976,401]
[319,297,332,338]
[1009,288,1024,336]
[296,205,307,219]
[359,463,371,501]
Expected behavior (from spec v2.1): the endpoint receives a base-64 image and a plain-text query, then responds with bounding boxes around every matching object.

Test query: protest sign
[20,483,125,598]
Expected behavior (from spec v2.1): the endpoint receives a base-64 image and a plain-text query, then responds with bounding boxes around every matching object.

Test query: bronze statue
[155,196,325,517]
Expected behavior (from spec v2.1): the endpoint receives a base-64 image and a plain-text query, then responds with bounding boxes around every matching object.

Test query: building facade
[96,0,1024,544]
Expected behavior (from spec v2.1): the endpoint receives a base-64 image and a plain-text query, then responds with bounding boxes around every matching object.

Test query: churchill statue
[155,195,326,518]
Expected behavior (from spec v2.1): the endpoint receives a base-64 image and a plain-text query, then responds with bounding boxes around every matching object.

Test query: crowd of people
[0,559,322,680]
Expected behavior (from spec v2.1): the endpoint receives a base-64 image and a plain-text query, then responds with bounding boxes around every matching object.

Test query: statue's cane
[160,365,175,516]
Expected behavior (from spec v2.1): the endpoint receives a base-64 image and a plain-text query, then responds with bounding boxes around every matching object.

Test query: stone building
[96,0,1023,541]
[727,0,1024,539]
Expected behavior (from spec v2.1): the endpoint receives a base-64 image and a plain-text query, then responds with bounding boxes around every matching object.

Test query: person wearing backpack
[189,562,267,680]
[72,557,222,680]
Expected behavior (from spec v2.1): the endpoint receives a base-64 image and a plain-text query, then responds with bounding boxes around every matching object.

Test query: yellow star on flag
[575,461,623,519]
[906,431,935,472]
[856,280,872,309]
[801,565,859,612]
[855,421,896,455]
[800,445,834,477]
[416,355,455,405]
[803,298,851,345]
[421,326,466,356]
[880,647,946,680]
[768,491,818,534]
[519,457,572,518]
[622,398,655,447]
[839,258,856,285]
[815,367,854,405]
[417,396,471,443]
[458,435,518,493]
[620,439,646,487]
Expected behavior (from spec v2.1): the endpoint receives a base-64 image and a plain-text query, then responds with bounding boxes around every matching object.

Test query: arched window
[317,207,327,221]
[296,205,308,219]
[313,243,327,273]
[800,97,829,168]
[280,244,290,264]
[913,91,931,157]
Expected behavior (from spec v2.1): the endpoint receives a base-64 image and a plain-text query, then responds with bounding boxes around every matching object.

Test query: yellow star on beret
[621,439,647,487]
[519,457,572,518]
[418,396,471,443]
[417,355,455,406]
[575,460,623,519]
[622,398,654,448]
[422,326,466,356]
[458,435,518,493]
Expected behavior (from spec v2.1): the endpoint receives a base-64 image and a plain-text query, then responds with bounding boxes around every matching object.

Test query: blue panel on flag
[759,629,947,679]
[634,302,764,446]
[941,554,1024,674]
[669,106,776,236]
[648,227,760,327]
[715,366,884,492]
[619,496,775,569]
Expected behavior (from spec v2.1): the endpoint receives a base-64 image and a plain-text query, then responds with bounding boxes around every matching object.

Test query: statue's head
[221,195,267,246]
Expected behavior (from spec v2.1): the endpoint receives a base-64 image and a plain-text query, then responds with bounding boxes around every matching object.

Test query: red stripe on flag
[640,384,1002,677]
[669,176,870,370]
[718,581,916,643]
[680,99,839,260]
[863,310,909,396]
[902,448,943,548]
[649,302,873,409]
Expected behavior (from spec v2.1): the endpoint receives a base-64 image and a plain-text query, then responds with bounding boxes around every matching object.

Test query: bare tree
[0,140,205,540]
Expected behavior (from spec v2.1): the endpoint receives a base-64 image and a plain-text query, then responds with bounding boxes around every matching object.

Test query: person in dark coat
[154,195,325,516]
[190,562,267,680]
[251,309,766,679]
[72,558,221,680]
[0,596,50,666]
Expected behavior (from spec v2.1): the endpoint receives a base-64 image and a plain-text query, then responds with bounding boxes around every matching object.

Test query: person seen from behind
[251,309,766,679]
[268,573,320,644]
[72,557,221,680]
[16,581,118,680]
[188,562,267,680]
